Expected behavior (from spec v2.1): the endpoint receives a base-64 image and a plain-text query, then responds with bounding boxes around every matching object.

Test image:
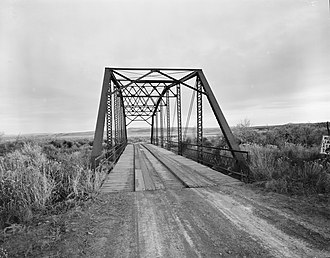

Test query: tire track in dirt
[163,188,272,257]
[135,189,274,257]
[136,191,201,257]
[193,187,330,258]
[220,186,330,250]
[139,144,185,190]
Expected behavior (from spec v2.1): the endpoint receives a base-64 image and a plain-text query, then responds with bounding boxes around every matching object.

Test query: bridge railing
[155,139,249,179]
[92,141,127,170]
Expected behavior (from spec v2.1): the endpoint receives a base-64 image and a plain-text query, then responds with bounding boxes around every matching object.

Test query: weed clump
[244,142,330,194]
[223,122,330,195]
[0,139,107,229]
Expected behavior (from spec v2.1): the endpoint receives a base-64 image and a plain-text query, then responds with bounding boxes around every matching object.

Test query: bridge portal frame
[91,67,249,177]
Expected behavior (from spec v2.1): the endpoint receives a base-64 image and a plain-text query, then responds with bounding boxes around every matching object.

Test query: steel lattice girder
[176,84,182,155]
[106,82,112,148]
[91,67,249,173]
[196,76,203,162]
[166,91,171,150]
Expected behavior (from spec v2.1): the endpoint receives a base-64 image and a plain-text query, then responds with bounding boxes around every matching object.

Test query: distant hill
[2,127,222,141]
[252,122,327,131]
[2,122,327,141]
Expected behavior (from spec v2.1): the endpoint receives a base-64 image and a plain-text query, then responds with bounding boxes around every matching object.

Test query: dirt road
[3,184,327,258]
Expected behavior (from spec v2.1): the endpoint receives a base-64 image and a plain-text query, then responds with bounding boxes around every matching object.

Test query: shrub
[223,122,329,194]
[241,143,330,195]
[63,140,73,148]
[0,140,25,157]
[49,140,62,148]
[233,127,259,145]
[280,142,320,162]
[0,140,107,229]
[0,143,55,227]
[232,122,327,147]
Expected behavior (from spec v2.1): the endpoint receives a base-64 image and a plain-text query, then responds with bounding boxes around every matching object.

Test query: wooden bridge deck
[100,143,242,193]
[60,144,329,257]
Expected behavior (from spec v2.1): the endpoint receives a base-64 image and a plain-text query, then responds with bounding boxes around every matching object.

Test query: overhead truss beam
[91,67,250,177]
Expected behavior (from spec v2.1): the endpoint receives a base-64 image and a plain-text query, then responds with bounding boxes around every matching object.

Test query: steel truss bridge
[91,68,250,180]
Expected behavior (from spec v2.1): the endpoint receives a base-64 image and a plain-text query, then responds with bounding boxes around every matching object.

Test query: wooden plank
[135,169,145,192]
[101,143,242,193]
[145,144,242,187]
[100,145,134,193]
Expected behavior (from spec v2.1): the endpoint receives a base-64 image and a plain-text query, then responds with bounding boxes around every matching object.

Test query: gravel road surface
[46,185,330,258]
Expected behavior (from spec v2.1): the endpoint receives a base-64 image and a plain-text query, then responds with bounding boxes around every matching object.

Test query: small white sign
[320,135,330,154]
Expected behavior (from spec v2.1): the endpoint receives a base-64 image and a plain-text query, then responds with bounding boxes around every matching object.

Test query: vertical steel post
[160,102,164,148]
[177,84,182,155]
[114,93,119,145]
[122,100,126,143]
[119,99,122,143]
[151,114,154,144]
[155,111,158,145]
[91,68,111,167]
[166,90,171,150]
[106,81,113,148]
[196,77,203,163]
[123,104,127,144]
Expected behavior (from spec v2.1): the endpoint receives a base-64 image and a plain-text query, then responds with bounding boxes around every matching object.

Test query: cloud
[0,0,329,133]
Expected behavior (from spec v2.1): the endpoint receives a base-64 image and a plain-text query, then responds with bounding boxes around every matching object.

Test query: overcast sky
[1,0,329,134]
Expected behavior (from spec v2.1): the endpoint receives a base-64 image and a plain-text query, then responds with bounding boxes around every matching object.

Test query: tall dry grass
[242,143,330,195]
[0,140,108,229]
